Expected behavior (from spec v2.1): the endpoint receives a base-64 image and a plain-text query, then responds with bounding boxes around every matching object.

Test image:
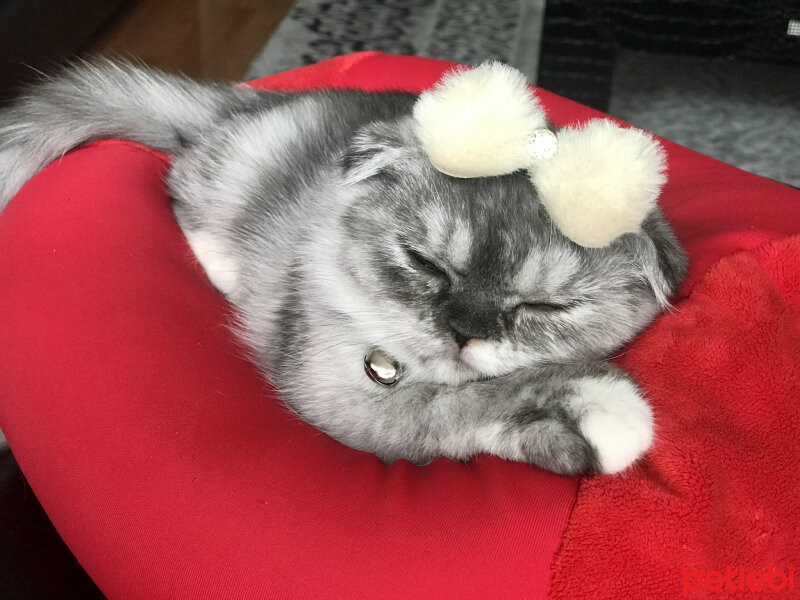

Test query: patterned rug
[247,0,799,187]
[246,0,546,82]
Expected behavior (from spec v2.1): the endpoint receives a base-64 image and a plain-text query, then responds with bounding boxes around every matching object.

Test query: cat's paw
[574,376,653,474]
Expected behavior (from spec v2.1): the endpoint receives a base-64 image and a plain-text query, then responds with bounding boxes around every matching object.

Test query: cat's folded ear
[339,120,411,185]
[620,209,688,308]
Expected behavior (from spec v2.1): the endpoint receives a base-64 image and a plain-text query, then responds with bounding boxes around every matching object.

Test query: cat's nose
[446,299,504,346]
[448,320,484,348]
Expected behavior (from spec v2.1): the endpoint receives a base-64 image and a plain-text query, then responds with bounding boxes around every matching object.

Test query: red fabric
[1,52,800,599]
[550,237,800,599]
[0,55,579,600]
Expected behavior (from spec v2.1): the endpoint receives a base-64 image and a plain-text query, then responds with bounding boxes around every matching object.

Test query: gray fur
[0,61,687,475]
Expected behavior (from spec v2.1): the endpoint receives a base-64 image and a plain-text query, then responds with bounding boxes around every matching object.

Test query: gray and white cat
[0,61,687,475]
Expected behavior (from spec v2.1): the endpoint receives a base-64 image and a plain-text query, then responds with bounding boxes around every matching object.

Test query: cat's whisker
[277,331,426,366]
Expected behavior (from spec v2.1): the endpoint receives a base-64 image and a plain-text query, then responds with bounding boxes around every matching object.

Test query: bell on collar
[364,348,400,386]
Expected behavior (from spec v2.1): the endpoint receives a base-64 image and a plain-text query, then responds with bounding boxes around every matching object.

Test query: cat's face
[330,121,686,385]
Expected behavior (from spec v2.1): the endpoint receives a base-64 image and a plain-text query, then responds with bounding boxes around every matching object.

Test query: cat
[0,60,687,475]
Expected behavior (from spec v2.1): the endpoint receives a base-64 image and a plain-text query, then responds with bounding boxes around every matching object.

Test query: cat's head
[323,118,687,385]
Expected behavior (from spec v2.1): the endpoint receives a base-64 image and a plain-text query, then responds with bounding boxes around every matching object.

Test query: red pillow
[1,53,799,599]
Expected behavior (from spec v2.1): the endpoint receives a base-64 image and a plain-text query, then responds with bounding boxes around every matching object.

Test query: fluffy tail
[0,59,261,209]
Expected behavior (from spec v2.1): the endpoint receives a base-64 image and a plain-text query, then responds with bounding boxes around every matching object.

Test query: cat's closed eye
[516,301,576,313]
[404,247,449,281]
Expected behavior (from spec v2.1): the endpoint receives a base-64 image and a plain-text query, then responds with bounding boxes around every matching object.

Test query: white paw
[184,229,240,298]
[574,376,654,474]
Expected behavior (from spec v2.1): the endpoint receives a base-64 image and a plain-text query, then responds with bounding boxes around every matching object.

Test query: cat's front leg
[385,363,653,475]
[560,369,654,474]
[490,365,654,475]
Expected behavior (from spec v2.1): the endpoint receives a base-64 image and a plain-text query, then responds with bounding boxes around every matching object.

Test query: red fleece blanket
[551,237,800,598]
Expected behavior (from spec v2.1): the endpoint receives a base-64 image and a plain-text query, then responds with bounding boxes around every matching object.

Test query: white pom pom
[530,120,667,248]
[413,62,547,178]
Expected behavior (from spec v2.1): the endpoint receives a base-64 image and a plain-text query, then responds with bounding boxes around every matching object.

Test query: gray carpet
[248,0,799,187]
[610,51,800,188]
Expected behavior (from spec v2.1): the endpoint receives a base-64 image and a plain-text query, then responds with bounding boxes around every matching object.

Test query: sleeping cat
[0,60,687,475]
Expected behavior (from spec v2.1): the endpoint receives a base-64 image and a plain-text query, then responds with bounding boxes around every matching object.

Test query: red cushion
[1,53,799,599]
[0,55,578,600]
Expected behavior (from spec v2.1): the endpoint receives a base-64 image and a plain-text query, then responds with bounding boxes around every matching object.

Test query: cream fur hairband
[413,62,667,248]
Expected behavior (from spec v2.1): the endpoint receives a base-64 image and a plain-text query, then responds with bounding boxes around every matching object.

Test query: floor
[609,51,800,188]
[245,0,546,82]
[0,450,105,600]
[85,0,296,80]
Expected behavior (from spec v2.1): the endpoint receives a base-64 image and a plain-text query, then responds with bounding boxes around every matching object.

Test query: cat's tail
[0,59,262,210]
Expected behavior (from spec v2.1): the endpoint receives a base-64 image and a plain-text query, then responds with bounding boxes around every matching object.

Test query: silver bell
[364,348,400,386]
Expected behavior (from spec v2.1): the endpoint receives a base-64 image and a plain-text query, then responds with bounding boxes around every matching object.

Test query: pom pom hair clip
[412,62,667,248]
